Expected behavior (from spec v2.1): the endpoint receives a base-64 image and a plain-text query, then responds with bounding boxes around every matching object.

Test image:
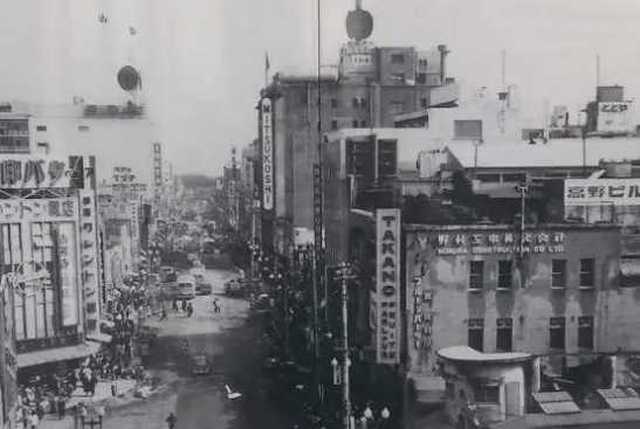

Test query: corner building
[404,223,631,402]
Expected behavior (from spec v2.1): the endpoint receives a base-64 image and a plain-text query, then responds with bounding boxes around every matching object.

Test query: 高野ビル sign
[565,178,640,206]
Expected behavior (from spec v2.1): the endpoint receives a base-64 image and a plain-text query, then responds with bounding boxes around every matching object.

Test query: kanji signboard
[565,178,640,206]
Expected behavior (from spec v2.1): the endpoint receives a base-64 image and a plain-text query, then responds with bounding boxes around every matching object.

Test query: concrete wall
[405,224,624,394]
[377,47,417,86]
[268,79,442,244]
[441,359,527,425]
[29,105,156,186]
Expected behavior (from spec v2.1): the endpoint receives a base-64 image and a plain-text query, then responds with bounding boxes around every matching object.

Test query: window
[502,173,527,183]
[389,101,405,114]
[391,73,405,82]
[445,382,455,399]
[352,120,359,128]
[580,258,595,288]
[549,317,566,350]
[360,120,367,128]
[468,318,484,351]
[331,120,338,130]
[331,98,338,108]
[78,125,90,132]
[351,97,367,109]
[391,53,405,64]
[469,261,484,290]
[454,119,483,140]
[473,383,500,403]
[36,125,47,132]
[377,139,397,178]
[498,260,513,289]
[420,98,428,109]
[552,259,567,289]
[416,73,427,84]
[578,316,594,349]
[418,58,428,67]
[496,318,513,352]
[476,174,500,183]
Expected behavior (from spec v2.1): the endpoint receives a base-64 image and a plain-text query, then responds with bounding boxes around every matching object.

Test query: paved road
[99,268,295,429]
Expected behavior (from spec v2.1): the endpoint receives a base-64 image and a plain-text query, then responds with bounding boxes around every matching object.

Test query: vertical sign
[261,98,274,210]
[57,223,78,326]
[376,209,401,364]
[312,164,322,251]
[80,190,100,334]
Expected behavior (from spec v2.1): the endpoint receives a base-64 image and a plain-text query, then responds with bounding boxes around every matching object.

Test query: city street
[90,268,294,429]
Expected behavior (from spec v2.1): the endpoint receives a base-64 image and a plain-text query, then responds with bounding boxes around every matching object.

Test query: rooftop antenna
[596,54,601,98]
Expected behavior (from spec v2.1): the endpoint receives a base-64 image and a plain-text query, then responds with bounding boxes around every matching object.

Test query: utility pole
[515,182,529,256]
[336,262,356,429]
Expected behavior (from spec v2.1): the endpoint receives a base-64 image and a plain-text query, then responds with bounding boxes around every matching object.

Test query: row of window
[468,316,594,352]
[2,223,60,341]
[469,258,595,290]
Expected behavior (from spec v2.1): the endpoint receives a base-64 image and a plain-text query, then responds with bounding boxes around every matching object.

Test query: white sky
[1,0,640,175]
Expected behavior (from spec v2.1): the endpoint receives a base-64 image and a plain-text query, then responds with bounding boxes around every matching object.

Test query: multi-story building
[0,110,105,384]
[257,0,457,261]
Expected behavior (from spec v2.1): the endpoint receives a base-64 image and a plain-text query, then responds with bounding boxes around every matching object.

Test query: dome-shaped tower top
[346,0,373,42]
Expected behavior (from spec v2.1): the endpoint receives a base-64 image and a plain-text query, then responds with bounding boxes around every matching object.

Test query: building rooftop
[438,346,531,364]
[324,127,442,172]
[447,137,640,169]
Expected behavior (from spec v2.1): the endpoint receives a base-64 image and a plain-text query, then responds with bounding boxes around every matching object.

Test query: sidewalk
[39,379,136,429]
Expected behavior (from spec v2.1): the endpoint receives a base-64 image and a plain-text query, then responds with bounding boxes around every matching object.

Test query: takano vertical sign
[376,208,401,364]
[261,98,274,211]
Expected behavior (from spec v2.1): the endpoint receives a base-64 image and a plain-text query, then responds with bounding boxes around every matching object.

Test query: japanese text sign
[376,209,401,364]
[565,178,640,206]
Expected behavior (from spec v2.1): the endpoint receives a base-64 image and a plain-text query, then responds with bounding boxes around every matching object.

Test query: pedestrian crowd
[170,298,194,317]
[14,279,153,428]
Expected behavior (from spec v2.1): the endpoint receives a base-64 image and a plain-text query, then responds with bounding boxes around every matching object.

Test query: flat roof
[324,128,442,172]
[404,222,621,232]
[438,346,531,364]
[447,137,640,169]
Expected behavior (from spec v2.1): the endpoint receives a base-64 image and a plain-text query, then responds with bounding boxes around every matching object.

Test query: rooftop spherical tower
[346,0,373,42]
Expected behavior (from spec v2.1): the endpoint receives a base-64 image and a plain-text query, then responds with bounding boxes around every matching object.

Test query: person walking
[57,395,66,419]
[166,412,177,429]
[28,409,39,429]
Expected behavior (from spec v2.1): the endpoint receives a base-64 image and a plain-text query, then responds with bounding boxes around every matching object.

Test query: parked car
[190,354,212,376]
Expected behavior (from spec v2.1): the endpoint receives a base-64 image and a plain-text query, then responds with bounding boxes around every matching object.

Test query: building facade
[257,0,456,262]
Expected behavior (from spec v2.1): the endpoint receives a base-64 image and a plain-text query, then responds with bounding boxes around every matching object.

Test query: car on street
[196,282,212,295]
[190,354,212,376]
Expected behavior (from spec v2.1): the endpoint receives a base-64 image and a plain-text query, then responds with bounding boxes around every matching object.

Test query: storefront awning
[18,342,101,369]
[621,259,640,277]
[86,332,112,343]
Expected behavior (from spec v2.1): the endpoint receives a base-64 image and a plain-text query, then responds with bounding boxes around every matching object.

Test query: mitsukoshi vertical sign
[376,209,401,364]
[261,98,274,211]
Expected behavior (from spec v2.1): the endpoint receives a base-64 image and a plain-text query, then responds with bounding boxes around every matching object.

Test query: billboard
[0,198,77,223]
[0,157,81,189]
[261,98,274,210]
[80,190,100,335]
[375,208,401,364]
[597,102,632,133]
[565,178,640,206]
[57,222,79,327]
